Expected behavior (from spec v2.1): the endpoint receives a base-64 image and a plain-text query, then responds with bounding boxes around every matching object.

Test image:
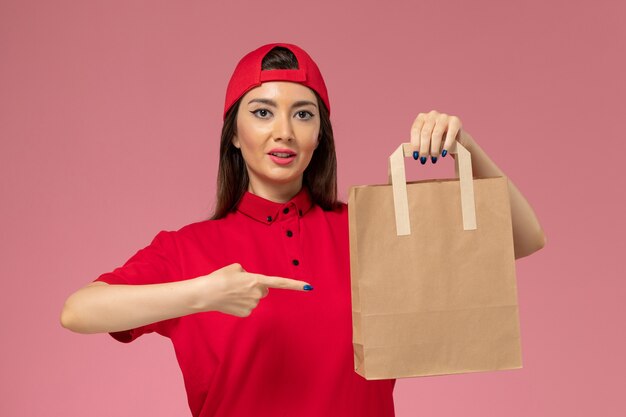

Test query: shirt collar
[236,185,314,224]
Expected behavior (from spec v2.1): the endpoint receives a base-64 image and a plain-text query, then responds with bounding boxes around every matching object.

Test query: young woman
[61,42,546,417]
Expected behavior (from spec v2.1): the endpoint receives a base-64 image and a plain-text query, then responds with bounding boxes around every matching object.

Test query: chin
[268,177,300,186]
[261,172,303,186]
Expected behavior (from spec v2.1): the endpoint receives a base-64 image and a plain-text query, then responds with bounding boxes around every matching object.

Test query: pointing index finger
[255,274,314,291]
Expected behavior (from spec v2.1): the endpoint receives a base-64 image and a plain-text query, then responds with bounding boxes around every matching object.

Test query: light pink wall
[1,0,624,416]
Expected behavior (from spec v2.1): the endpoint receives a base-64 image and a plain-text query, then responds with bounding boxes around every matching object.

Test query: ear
[232,134,240,149]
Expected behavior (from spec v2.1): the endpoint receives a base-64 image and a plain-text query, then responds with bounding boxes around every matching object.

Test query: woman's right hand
[193,263,313,317]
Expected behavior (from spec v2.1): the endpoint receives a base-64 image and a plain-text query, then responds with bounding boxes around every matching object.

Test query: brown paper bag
[348,140,522,380]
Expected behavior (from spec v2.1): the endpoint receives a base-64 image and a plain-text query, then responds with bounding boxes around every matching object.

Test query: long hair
[208,46,340,220]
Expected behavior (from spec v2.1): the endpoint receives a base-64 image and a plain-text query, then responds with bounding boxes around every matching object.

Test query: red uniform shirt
[94,185,396,416]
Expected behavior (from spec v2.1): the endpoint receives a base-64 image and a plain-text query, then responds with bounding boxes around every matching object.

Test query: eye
[296,110,315,120]
[251,108,272,119]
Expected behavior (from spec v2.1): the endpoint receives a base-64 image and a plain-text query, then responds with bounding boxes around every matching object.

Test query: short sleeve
[93,230,181,343]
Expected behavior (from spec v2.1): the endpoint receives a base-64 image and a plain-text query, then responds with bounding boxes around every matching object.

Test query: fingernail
[413,151,419,160]
[420,156,427,164]
[442,149,447,157]
[431,156,437,164]
[303,284,314,291]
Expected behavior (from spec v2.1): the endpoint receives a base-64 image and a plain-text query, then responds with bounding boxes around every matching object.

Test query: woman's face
[232,81,321,195]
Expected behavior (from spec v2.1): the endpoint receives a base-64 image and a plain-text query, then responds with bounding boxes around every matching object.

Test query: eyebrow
[247,98,318,109]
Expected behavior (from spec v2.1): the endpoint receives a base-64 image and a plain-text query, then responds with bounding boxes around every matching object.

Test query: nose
[272,111,295,142]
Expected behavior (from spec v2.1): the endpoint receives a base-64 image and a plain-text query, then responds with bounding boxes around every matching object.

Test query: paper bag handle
[387,141,477,236]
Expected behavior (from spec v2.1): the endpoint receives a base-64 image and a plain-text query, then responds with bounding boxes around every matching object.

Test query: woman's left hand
[410,110,464,164]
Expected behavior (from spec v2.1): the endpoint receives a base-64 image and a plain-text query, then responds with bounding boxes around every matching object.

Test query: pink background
[1,0,624,416]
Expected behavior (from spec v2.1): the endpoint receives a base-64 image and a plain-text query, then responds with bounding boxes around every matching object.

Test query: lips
[268,148,297,157]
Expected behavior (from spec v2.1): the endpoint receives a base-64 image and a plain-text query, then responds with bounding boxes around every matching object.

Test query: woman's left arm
[410,111,547,260]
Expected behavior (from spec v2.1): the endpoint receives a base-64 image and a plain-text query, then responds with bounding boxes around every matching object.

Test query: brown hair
[208,46,340,220]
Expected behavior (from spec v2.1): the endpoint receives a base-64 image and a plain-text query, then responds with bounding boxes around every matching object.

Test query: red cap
[223,42,330,120]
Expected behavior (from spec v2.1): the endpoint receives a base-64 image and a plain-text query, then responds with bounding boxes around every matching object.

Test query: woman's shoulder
[175,215,230,235]
[316,199,348,220]
[160,215,229,242]
[336,201,348,214]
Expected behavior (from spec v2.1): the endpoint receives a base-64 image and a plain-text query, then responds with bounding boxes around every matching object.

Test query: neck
[247,178,304,203]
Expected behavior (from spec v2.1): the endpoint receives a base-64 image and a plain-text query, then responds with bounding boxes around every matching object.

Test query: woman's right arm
[60,263,313,334]
[60,277,209,334]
